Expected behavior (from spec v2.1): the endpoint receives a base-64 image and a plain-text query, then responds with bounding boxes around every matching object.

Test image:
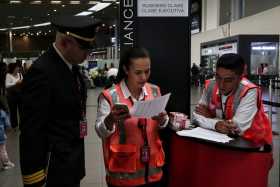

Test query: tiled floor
[0,86,279,187]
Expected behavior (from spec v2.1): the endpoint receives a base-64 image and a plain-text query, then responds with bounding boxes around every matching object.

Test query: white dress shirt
[95,80,169,138]
[193,88,258,134]
[106,68,118,78]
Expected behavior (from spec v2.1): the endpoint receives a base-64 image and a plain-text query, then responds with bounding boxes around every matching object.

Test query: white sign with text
[138,0,189,17]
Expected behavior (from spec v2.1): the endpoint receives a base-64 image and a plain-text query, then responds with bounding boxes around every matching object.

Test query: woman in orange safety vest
[95,47,169,187]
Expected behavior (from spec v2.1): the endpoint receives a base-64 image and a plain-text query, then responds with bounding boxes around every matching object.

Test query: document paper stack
[176,127,233,143]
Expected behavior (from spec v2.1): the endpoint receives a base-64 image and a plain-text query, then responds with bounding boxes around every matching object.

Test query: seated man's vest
[204,78,272,145]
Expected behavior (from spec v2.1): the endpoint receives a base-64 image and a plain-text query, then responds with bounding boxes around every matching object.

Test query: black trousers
[108,182,161,187]
[7,94,21,129]
[46,140,85,186]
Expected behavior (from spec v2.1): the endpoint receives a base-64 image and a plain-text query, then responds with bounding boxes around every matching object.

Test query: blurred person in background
[0,62,9,112]
[0,98,15,170]
[191,63,200,86]
[5,63,22,130]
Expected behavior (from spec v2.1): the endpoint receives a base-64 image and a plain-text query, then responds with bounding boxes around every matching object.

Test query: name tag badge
[216,109,223,118]
[80,120,88,138]
[140,145,150,163]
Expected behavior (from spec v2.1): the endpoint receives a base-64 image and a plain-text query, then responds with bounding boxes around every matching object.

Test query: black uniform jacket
[20,46,86,186]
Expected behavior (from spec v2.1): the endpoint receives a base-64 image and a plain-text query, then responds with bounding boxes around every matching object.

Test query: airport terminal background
[0,0,280,187]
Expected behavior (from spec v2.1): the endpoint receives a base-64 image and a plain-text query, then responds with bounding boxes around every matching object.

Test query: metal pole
[258,75,261,86]
[230,0,243,22]
[269,79,273,121]
[9,30,13,53]
[277,77,279,103]
[114,24,118,65]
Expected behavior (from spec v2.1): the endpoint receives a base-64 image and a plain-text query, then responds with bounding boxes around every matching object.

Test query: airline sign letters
[138,0,189,17]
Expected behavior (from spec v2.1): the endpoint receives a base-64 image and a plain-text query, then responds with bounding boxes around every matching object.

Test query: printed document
[176,127,233,143]
[130,93,171,118]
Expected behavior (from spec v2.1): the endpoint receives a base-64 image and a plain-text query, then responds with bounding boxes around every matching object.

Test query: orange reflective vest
[204,78,272,145]
[100,82,165,186]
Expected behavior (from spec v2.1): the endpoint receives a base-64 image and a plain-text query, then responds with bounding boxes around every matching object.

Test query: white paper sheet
[130,93,171,118]
[176,127,233,143]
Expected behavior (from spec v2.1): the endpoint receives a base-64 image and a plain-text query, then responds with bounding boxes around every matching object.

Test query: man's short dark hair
[216,53,245,75]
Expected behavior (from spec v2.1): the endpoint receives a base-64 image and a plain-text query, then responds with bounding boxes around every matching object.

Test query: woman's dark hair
[7,62,18,74]
[116,47,150,83]
[216,53,245,75]
[0,62,7,95]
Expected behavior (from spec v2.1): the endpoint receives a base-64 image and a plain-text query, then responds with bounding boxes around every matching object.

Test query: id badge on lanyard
[140,145,150,163]
[80,118,87,138]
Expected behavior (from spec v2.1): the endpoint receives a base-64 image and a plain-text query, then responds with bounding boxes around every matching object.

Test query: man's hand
[215,120,240,135]
[195,104,215,118]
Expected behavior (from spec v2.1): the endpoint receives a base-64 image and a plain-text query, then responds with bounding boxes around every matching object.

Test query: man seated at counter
[193,53,272,145]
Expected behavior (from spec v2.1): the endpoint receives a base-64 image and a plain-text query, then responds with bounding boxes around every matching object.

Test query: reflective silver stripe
[233,83,244,115]
[108,86,119,104]
[206,80,215,104]
[107,167,162,180]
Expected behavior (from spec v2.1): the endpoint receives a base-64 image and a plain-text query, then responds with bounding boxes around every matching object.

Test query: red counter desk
[167,132,273,187]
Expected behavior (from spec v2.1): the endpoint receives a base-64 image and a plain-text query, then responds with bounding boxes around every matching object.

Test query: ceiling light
[33,22,51,27]
[53,9,57,12]
[70,1,80,4]
[11,26,31,30]
[75,11,93,16]
[88,1,98,4]
[88,3,111,12]
[62,4,66,7]
[10,0,21,4]
[51,1,62,4]
[30,0,42,4]
[0,28,8,31]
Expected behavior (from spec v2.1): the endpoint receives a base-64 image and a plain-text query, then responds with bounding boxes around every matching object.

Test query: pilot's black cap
[51,15,101,49]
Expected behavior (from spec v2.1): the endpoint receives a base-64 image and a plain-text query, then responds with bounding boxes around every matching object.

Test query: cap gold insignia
[66,31,95,42]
